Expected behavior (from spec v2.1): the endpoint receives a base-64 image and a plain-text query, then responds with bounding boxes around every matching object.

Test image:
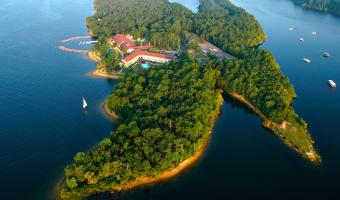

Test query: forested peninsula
[291,0,340,15]
[60,0,320,199]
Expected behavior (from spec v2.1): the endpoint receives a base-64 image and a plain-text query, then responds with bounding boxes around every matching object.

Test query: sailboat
[83,97,88,110]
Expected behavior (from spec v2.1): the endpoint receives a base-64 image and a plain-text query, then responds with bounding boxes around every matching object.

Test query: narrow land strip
[229,93,320,163]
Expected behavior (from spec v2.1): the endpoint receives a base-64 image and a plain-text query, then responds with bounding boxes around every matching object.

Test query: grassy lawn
[277,121,313,152]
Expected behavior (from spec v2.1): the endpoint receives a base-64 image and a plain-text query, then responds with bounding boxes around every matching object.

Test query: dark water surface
[0,0,114,199]
[1,0,340,199]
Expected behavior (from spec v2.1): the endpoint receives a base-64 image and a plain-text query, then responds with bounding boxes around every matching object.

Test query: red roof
[123,50,172,63]
[112,34,135,48]
[130,44,153,50]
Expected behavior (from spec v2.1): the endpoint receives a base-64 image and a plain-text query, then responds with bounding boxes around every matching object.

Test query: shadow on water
[81,0,340,199]
[222,93,283,142]
[106,79,116,88]
[82,93,288,200]
[223,93,257,116]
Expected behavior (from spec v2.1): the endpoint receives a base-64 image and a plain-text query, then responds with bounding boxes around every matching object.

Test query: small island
[59,0,321,199]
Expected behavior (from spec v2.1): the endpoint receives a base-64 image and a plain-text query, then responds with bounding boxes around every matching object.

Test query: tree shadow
[222,93,256,117]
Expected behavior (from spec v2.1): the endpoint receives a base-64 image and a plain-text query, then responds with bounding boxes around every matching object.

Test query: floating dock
[62,36,91,43]
[58,46,88,54]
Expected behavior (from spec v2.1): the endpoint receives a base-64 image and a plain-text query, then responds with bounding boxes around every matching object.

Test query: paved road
[199,41,234,59]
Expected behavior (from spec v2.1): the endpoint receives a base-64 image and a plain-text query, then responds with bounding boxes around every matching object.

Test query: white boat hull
[328,80,336,88]
[303,58,311,63]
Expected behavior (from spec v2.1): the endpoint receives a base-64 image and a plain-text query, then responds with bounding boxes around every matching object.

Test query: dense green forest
[60,54,223,199]
[94,36,121,71]
[212,50,296,123]
[208,51,313,152]
[86,0,193,50]
[60,0,319,198]
[61,52,316,199]
[86,0,266,55]
[291,0,340,15]
[194,0,266,56]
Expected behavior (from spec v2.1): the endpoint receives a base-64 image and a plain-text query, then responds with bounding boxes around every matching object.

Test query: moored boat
[328,80,336,88]
[303,58,311,63]
[323,52,330,58]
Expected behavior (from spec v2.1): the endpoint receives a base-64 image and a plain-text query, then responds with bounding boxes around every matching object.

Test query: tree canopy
[291,0,340,15]
[60,0,319,199]
[86,0,193,50]
[193,0,266,56]
[212,49,296,123]
[60,54,223,199]
[86,0,266,54]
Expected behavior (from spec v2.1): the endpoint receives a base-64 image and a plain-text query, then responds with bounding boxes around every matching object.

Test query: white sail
[83,97,88,109]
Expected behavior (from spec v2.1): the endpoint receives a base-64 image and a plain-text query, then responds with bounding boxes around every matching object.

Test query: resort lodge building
[111,34,152,53]
[122,50,173,67]
[111,34,174,67]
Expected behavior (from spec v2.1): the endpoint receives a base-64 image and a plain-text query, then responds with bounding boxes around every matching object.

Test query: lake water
[0,0,114,199]
[1,0,340,199]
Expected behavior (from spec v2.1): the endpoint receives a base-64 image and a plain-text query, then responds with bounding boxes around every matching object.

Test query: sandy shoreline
[100,95,223,193]
[229,93,320,163]
[87,50,100,63]
[87,51,120,80]
[104,93,319,192]
[113,130,214,191]
[59,97,221,199]
[60,15,225,199]
[102,101,119,121]
[91,70,120,80]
